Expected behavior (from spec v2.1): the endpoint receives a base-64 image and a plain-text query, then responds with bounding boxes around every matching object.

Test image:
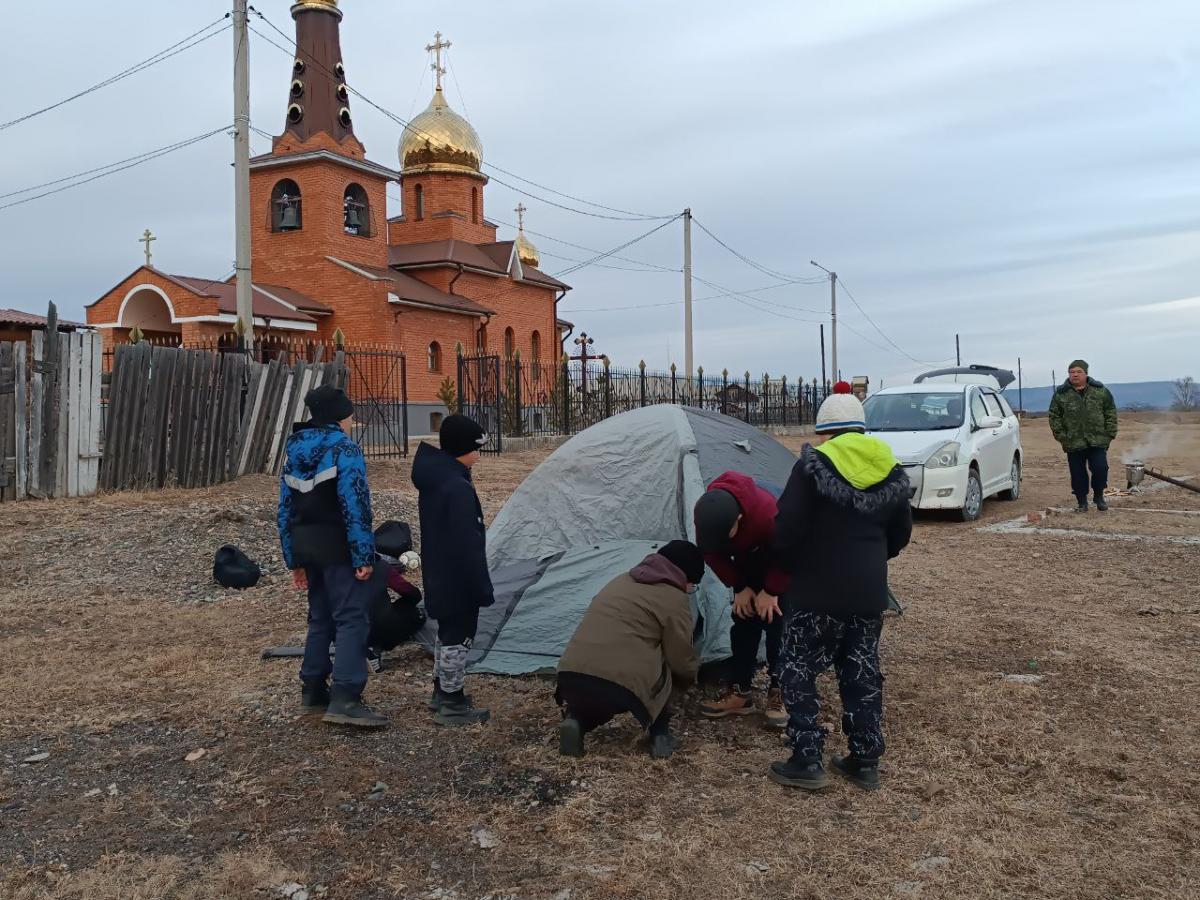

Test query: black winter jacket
[773,444,913,618]
[411,442,494,619]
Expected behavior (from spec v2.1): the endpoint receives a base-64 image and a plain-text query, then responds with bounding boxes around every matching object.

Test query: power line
[0,126,231,212]
[690,216,825,284]
[247,9,674,223]
[692,274,826,316]
[835,276,943,366]
[565,279,828,313]
[551,216,682,277]
[538,249,680,273]
[0,15,232,133]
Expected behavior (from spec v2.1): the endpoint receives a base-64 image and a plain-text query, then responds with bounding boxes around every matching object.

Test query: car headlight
[924,442,961,469]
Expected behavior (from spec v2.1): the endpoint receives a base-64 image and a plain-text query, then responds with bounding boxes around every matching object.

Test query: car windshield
[865,392,965,432]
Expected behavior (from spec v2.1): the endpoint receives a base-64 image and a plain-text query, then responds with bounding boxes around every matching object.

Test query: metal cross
[139,229,156,267]
[426,31,451,91]
[514,202,527,231]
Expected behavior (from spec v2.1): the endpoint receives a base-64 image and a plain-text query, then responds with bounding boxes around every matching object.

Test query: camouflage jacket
[1048,378,1118,451]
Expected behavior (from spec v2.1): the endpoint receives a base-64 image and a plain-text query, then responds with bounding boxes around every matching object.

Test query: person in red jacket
[693,471,791,726]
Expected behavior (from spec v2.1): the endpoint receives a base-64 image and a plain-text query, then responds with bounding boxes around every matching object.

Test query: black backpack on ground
[366,566,426,651]
[213,545,261,590]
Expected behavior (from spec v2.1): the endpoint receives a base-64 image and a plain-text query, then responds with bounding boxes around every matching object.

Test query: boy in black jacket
[769,386,912,790]
[412,415,492,726]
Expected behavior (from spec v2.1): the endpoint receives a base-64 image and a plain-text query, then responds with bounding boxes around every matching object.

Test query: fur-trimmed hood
[802,444,911,517]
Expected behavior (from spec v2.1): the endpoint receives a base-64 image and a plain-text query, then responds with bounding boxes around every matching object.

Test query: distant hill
[1003,381,1180,413]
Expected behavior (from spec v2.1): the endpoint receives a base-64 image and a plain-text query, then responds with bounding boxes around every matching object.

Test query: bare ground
[1,420,1198,899]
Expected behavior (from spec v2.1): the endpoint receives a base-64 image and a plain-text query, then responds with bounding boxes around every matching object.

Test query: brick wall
[388,172,496,245]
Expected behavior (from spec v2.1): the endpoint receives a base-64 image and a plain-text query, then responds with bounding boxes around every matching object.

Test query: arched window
[271,179,302,232]
[531,330,542,378]
[428,340,442,373]
[504,327,515,358]
[414,183,424,221]
[471,187,479,224]
[476,323,488,352]
[343,183,370,236]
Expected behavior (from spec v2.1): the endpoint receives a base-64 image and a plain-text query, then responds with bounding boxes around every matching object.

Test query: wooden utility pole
[1017,357,1024,412]
[683,208,693,379]
[819,324,827,390]
[811,261,837,383]
[956,333,961,366]
[233,0,254,349]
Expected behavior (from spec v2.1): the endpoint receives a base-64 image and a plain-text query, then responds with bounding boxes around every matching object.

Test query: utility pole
[819,325,827,390]
[810,261,837,384]
[233,0,254,350]
[1017,357,1024,413]
[956,333,961,366]
[683,208,693,378]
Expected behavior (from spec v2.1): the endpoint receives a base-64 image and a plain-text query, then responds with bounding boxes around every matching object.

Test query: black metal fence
[463,353,830,442]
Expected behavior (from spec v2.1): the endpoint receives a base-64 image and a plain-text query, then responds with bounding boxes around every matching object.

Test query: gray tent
[420,405,798,675]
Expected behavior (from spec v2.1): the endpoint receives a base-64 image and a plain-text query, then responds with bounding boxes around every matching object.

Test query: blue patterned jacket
[278,423,374,569]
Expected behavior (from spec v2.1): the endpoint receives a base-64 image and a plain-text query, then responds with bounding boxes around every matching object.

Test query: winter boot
[649,731,678,760]
[768,754,831,791]
[429,679,473,712]
[433,691,490,727]
[300,679,330,715]
[1073,498,1089,513]
[831,754,881,791]
[322,691,389,729]
[1095,494,1109,512]
[764,687,788,730]
[558,717,585,758]
[700,689,756,719]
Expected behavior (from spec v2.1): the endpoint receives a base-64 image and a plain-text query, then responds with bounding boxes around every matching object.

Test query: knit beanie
[306,383,354,426]
[656,539,706,584]
[1069,359,1089,373]
[815,381,866,433]
[694,489,741,553]
[439,414,488,458]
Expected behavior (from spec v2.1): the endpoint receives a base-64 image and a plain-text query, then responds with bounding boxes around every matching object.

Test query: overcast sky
[2,0,1197,387]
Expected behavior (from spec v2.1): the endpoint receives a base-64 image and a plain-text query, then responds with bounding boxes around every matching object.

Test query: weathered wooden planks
[0,343,14,502]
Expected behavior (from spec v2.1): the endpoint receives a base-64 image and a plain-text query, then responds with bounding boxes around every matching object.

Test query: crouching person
[278,384,386,729]
[769,386,912,790]
[556,540,704,760]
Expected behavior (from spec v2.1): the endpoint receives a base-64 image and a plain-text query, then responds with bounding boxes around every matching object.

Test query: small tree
[1173,376,1197,411]
[436,375,459,414]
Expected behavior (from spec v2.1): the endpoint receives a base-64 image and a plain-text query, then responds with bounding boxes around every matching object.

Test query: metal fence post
[670,364,677,404]
[696,366,704,410]
[603,356,612,420]
[561,359,571,434]
[763,374,771,427]
[721,369,728,416]
[780,374,788,425]
[456,351,465,413]
[744,371,751,423]
[401,353,409,455]
[639,359,647,408]
[514,354,523,437]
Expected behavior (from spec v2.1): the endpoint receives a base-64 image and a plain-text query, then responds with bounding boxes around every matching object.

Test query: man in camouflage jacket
[1048,359,1118,512]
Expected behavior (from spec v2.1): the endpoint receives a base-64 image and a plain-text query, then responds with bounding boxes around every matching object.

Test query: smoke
[1122,427,1175,463]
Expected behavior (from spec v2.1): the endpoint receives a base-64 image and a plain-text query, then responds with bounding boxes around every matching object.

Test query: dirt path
[1,418,1197,899]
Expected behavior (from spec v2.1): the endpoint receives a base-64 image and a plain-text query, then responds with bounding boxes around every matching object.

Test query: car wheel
[957,468,983,521]
[999,456,1021,501]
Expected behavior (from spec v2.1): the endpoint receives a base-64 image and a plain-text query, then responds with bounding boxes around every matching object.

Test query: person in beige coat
[556,540,704,759]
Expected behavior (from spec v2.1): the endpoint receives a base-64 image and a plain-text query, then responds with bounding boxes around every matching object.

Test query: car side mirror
[976,415,1004,430]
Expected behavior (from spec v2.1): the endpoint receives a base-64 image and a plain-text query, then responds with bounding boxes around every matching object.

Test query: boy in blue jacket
[412,414,492,726]
[278,384,385,728]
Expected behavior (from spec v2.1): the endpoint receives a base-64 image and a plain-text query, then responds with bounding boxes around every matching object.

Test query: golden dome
[515,230,540,268]
[399,88,484,176]
[291,0,341,18]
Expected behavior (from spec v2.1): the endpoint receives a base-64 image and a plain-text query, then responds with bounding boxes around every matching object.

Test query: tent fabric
[436,405,798,675]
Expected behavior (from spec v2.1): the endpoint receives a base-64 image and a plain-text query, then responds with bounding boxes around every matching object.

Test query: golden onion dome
[399,88,483,176]
[515,230,540,268]
[291,0,341,18]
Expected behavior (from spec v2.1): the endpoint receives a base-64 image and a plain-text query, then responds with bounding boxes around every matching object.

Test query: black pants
[780,610,885,761]
[1067,447,1109,502]
[556,672,670,736]
[728,607,784,691]
[301,564,371,697]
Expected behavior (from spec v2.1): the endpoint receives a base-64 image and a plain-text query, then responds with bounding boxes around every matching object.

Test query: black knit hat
[439,414,488,458]
[657,540,706,584]
[306,383,354,426]
[693,488,741,553]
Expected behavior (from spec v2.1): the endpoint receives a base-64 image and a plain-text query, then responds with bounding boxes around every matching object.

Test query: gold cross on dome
[514,203,527,231]
[426,31,451,91]
[139,229,156,267]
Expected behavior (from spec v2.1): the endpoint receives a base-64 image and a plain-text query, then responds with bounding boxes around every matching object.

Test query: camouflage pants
[780,611,885,761]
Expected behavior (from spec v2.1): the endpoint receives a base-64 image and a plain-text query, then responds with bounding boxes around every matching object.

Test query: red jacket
[699,471,791,596]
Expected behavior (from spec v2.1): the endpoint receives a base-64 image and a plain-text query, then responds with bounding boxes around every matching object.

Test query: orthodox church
[86,0,571,406]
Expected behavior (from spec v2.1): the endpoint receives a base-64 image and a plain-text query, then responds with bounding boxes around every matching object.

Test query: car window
[864,392,965,431]
[970,391,988,425]
[995,394,1015,417]
[982,392,1004,418]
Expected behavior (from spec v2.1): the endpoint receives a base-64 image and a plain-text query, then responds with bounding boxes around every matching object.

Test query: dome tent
[419,405,797,675]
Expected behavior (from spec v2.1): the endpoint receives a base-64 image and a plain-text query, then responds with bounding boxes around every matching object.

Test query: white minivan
[863,367,1022,521]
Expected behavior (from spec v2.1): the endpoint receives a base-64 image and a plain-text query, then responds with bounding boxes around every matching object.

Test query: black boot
[1073,498,1089,513]
[428,679,473,712]
[649,731,677,760]
[323,689,388,729]
[300,679,330,715]
[831,754,881,790]
[769,753,830,790]
[559,717,585,757]
[433,690,490,727]
[1095,494,1109,512]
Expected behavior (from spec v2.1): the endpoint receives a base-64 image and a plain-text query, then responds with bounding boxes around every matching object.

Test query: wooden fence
[100,342,346,491]
[0,308,103,502]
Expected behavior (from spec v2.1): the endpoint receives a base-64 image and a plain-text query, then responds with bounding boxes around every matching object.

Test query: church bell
[280,204,301,230]
[344,204,362,230]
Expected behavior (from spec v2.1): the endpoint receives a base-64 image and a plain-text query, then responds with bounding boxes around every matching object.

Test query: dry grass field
[1,415,1197,899]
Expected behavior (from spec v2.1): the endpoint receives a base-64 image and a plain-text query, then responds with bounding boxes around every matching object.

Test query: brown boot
[764,687,788,729]
[700,690,755,718]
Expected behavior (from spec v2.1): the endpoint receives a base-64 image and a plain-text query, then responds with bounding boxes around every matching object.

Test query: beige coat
[558,554,699,719]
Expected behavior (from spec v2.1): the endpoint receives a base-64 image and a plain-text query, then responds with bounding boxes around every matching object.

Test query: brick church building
[86,0,572,429]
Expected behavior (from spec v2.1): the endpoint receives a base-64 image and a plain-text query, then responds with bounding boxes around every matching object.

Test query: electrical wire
[0,126,231,212]
[690,215,826,284]
[550,216,682,277]
[566,279,829,313]
[0,15,232,133]
[834,276,944,366]
[445,50,472,124]
[248,9,674,222]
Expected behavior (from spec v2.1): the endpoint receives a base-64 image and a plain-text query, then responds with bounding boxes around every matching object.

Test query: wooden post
[38,303,61,496]
[14,340,27,499]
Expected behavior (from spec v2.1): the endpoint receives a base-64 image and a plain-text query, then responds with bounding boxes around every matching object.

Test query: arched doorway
[119,285,181,343]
